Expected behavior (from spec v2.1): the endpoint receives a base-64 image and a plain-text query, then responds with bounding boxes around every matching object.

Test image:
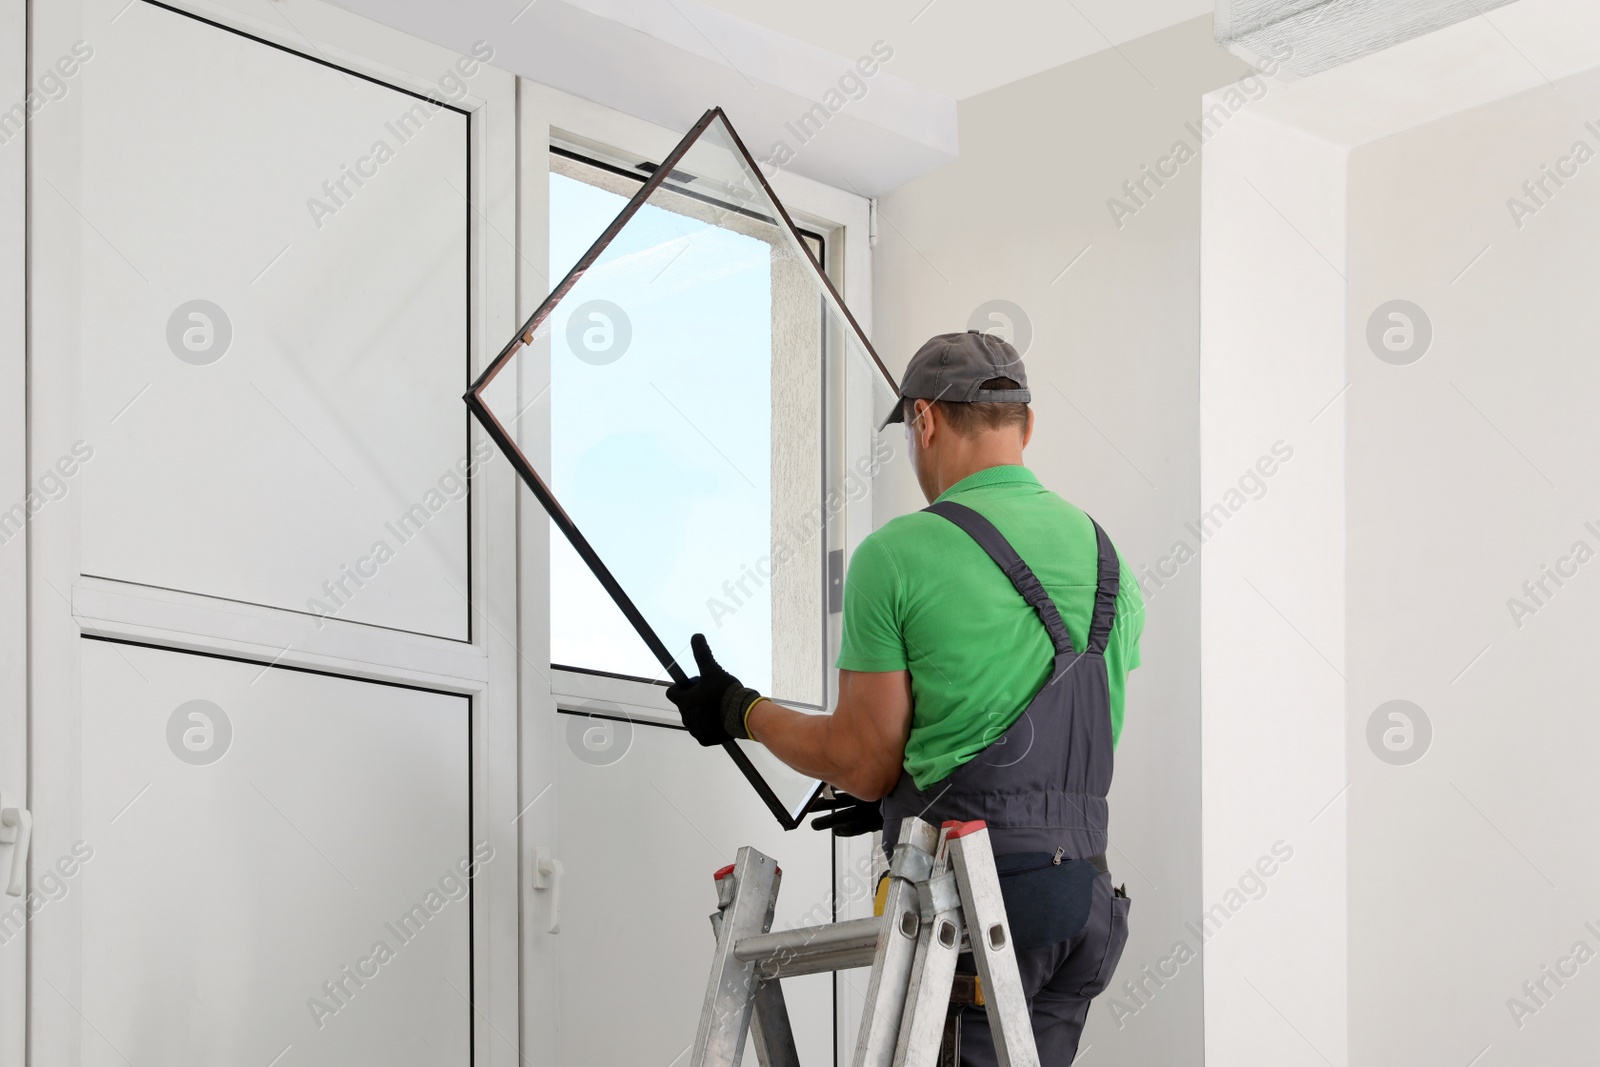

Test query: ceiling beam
[1218,0,1521,77]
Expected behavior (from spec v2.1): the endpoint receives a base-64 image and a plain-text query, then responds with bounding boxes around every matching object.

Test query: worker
[666,330,1144,1063]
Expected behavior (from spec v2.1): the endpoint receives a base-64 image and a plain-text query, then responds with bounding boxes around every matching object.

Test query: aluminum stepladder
[691,816,1041,1067]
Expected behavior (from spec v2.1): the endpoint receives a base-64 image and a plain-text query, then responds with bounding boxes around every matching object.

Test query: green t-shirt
[836,465,1144,790]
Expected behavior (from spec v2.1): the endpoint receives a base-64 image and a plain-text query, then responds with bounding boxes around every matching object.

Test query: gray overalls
[880,500,1132,1065]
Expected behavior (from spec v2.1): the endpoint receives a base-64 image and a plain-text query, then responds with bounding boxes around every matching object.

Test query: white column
[1200,105,1350,1067]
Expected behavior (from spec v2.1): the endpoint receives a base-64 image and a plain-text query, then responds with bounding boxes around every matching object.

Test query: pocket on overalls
[995,852,1101,950]
[1078,883,1132,999]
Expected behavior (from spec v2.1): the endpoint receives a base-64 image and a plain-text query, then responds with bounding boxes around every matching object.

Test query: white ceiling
[695,0,1215,99]
[322,0,1214,194]
[323,0,961,195]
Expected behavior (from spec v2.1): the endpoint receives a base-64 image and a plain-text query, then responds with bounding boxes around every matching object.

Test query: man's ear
[1022,406,1035,447]
[912,399,936,446]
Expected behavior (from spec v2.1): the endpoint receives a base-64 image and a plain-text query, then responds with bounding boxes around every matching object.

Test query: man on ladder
[668,330,1145,1063]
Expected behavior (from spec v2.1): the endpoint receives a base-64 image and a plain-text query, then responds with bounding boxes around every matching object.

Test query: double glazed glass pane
[545,152,824,704]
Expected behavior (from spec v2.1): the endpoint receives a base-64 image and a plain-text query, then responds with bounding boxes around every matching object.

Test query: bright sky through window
[549,171,776,691]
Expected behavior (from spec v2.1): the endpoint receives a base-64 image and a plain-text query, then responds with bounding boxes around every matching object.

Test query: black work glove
[665,634,764,747]
[809,793,884,837]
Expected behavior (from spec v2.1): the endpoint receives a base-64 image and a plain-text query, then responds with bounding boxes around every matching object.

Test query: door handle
[533,846,563,934]
[0,791,31,898]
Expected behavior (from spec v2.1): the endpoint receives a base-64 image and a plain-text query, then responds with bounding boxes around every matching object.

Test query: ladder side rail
[750,978,802,1067]
[851,817,940,1067]
[891,866,965,1067]
[693,847,784,1067]
[945,824,1041,1067]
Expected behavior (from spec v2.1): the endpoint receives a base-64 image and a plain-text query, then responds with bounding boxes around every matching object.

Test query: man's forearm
[746,700,893,800]
[744,700,845,784]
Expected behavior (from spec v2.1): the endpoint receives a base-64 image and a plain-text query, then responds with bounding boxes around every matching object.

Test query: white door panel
[27,2,523,1066]
[556,710,833,1066]
[74,0,471,640]
[53,638,474,1067]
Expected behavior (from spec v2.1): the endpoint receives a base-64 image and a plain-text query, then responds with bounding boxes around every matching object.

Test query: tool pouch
[994,851,1101,950]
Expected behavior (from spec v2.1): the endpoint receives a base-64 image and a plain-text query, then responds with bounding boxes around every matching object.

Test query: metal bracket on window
[828,549,844,614]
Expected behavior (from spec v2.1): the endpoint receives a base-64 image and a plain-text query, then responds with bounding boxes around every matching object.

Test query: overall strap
[923,500,1075,656]
[1086,518,1120,655]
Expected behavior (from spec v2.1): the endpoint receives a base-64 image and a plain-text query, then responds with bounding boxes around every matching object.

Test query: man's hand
[809,793,884,837]
[665,634,765,747]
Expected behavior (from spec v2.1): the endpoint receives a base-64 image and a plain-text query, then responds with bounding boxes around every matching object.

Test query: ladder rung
[749,944,879,979]
[734,915,881,971]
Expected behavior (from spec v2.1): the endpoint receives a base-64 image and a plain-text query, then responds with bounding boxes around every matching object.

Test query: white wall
[1344,64,1600,1065]
[872,16,1254,1064]
[1201,2,1600,1064]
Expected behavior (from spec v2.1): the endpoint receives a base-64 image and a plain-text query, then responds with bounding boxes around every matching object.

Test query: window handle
[533,846,564,934]
[0,792,31,898]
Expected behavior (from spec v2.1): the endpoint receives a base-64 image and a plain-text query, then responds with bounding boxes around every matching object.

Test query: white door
[74,639,475,1064]
[23,1,522,1064]
[0,0,28,1063]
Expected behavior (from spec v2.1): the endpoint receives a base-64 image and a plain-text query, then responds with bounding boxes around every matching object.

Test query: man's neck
[933,447,1025,498]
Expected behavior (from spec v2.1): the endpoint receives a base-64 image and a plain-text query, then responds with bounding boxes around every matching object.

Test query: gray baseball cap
[879,330,1031,431]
